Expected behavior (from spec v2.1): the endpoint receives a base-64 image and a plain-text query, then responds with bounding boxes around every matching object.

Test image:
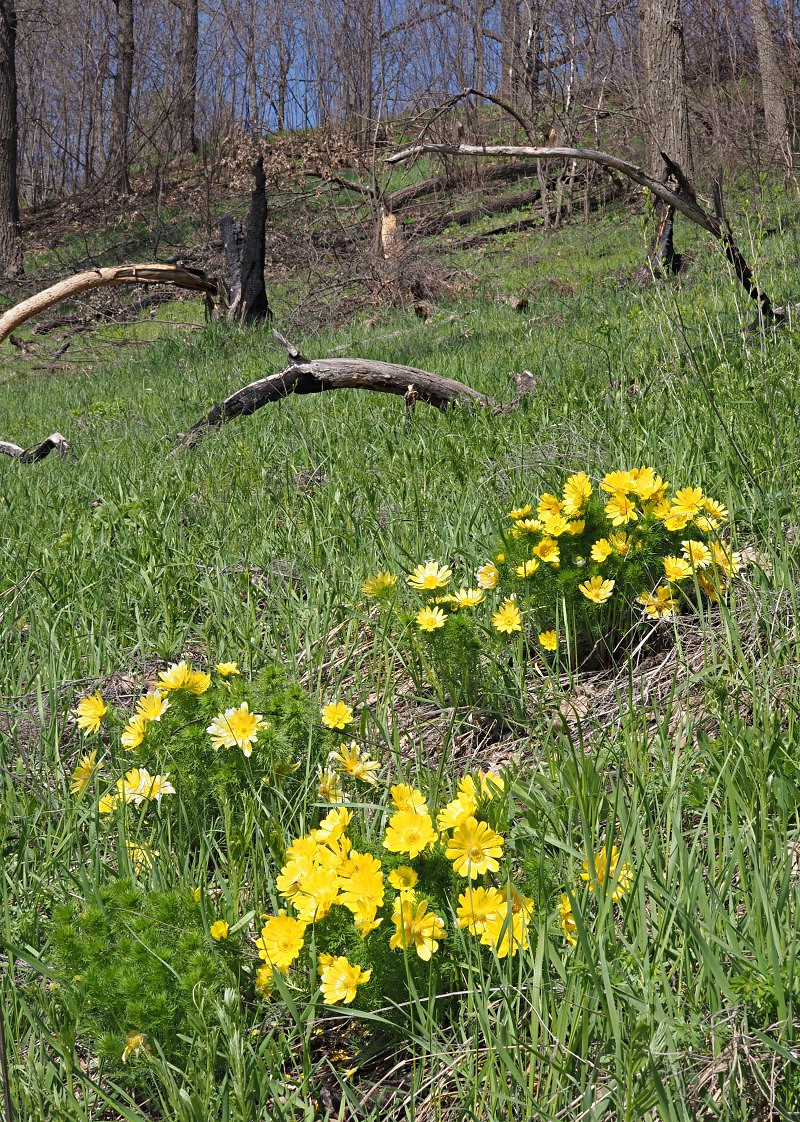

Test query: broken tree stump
[220,155,272,325]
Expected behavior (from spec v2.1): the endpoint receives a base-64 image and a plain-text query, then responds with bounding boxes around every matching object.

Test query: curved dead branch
[0,264,218,344]
[172,346,492,453]
[0,432,70,462]
[388,143,780,322]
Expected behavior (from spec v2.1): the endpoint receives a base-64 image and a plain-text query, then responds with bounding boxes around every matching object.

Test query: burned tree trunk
[220,155,271,325]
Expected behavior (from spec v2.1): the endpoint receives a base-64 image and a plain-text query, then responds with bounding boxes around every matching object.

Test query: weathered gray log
[388,143,779,320]
[0,432,69,461]
[0,263,218,344]
[172,346,491,453]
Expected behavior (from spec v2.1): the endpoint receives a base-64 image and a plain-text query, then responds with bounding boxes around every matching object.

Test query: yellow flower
[664,555,693,582]
[339,854,385,917]
[317,766,343,803]
[693,515,718,533]
[210,920,229,941]
[446,817,504,878]
[215,661,240,676]
[681,540,712,569]
[536,493,562,519]
[449,587,485,609]
[312,806,352,844]
[478,771,505,798]
[121,1031,148,1063]
[121,713,148,751]
[507,504,533,520]
[387,865,418,892]
[514,559,540,578]
[514,517,542,534]
[70,749,99,795]
[538,630,558,651]
[407,561,453,590]
[480,903,530,957]
[437,792,478,831]
[254,964,273,997]
[362,571,398,597]
[390,784,428,814]
[74,692,107,734]
[158,661,191,691]
[703,497,728,522]
[383,809,437,858]
[293,867,342,922]
[671,486,704,519]
[158,661,210,694]
[125,840,158,874]
[139,772,176,804]
[256,915,307,971]
[456,885,504,935]
[581,845,633,902]
[475,561,499,589]
[562,472,593,517]
[605,493,638,526]
[600,470,634,494]
[276,855,313,900]
[608,532,631,555]
[532,537,560,565]
[638,586,679,619]
[492,597,522,634]
[629,467,666,502]
[566,519,585,536]
[191,887,202,903]
[320,956,372,1004]
[540,512,570,537]
[578,576,615,604]
[135,690,170,722]
[663,510,691,531]
[698,572,723,602]
[590,538,612,562]
[185,669,211,695]
[207,702,269,757]
[330,741,380,784]
[416,606,447,632]
[389,897,446,960]
[557,894,578,946]
[321,700,355,730]
[712,543,741,576]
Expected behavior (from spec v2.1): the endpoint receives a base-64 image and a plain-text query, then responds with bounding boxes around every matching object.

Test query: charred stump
[220,155,272,325]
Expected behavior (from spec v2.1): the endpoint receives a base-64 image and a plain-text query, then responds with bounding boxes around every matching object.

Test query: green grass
[3,187,800,1120]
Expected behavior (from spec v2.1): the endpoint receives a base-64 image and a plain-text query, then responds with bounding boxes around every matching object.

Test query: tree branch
[0,264,218,344]
[0,432,70,461]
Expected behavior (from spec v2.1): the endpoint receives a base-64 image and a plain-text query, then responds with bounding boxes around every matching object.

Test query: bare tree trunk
[176,0,198,156]
[639,0,692,274]
[0,0,22,276]
[109,0,134,193]
[750,0,792,172]
[639,0,692,175]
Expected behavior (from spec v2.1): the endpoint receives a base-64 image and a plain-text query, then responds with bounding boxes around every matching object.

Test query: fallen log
[171,333,492,453]
[0,264,218,345]
[0,432,70,462]
[388,143,781,323]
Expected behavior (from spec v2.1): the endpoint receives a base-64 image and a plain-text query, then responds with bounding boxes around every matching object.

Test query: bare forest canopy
[9,0,800,208]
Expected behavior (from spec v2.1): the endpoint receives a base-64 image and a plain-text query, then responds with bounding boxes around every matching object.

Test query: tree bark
[638,0,693,176]
[175,0,198,156]
[0,0,22,277]
[237,155,271,325]
[109,0,134,193]
[749,0,792,172]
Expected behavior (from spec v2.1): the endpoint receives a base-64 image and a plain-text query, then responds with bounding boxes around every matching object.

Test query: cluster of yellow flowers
[361,468,741,661]
[69,660,252,814]
[255,767,532,1006]
[556,844,633,947]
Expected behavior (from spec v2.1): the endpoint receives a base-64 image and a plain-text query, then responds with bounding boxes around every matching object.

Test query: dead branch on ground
[0,432,70,462]
[171,331,499,453]
[0,264,218,345]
